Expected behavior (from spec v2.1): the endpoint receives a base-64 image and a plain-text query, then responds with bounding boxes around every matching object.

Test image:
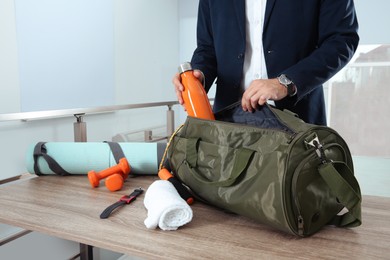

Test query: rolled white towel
[144,180,193,231]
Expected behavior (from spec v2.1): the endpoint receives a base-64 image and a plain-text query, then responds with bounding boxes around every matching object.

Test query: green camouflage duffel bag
[166,102,361,237]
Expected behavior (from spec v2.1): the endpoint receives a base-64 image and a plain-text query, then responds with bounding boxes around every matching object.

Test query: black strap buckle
[119,188,144,204]
[100,187,144,219]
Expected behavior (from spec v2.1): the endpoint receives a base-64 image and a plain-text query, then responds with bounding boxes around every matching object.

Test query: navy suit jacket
[191,0,359,125]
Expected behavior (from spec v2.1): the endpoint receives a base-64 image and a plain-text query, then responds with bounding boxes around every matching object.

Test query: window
[324,44,390,196]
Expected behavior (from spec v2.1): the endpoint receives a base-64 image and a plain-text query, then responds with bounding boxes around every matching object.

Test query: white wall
[114,0,179,105]
[3,0,181,113]
[178,1,198,63]
[0,0,20,113]
[355,0,390,44]
[15,0,116,112]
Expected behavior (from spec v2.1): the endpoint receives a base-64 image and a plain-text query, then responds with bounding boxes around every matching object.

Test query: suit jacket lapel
[264,0,276,32]
[233,0,245,40]
[235,0,276,37]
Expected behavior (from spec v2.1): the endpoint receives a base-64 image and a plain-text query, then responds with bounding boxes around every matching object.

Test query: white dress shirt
[242,0,268,91]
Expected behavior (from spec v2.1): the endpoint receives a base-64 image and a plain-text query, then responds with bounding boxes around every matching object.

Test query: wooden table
[0,175,389,259]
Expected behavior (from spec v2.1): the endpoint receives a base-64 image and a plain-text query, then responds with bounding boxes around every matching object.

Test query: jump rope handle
[158,168,194,205]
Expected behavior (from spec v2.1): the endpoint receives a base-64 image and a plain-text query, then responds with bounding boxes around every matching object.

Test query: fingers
[242,85,263,112]
[193,70,202,79]
[241,79,283,112]
[193,70,205,86]
[172,73,184,105]
[174,69,204,109]
[242,91,269,112]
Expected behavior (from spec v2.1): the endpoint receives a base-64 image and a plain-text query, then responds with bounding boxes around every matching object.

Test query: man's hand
[172,70,204,108]
[241,78,288,112]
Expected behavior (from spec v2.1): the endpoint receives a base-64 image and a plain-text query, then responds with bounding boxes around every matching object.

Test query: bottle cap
[178,62,192,74]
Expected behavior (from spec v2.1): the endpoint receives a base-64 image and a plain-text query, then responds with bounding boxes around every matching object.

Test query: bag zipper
[266,105,297,136]
[198,103,298,136]
[190,115,296,137]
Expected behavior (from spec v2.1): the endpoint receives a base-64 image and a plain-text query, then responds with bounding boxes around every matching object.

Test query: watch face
[279,75,291,85]
[278,74,296,96]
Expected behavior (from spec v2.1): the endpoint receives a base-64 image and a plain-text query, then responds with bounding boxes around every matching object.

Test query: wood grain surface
[0,175,389,259]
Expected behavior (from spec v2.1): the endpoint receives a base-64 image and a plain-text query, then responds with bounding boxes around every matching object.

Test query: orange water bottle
[178,62,215,120]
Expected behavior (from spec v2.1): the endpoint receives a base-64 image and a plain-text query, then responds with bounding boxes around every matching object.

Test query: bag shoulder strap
[318,161,362,227]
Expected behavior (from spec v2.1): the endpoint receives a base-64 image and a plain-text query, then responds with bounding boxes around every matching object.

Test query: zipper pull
[298,215,304,236]
[304,133,327,164]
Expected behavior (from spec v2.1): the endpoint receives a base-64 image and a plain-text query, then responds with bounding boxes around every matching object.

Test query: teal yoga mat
[26,142,166,175]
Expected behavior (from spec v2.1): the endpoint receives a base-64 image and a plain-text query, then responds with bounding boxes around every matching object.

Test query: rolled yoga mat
[26,142,166,175]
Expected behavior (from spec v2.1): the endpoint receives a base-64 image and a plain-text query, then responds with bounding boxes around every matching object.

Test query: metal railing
[0,100,179,142]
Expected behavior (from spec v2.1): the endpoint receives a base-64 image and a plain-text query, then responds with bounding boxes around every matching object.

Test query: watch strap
[287,82,297,96]
[100,187,144,219]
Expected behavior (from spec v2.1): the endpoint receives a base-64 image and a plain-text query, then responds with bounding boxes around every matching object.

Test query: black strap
[33,141,127,175]
[104,141,126,164]
[33,142,71,176]
[100,188,144,219]
[100,201,127,219]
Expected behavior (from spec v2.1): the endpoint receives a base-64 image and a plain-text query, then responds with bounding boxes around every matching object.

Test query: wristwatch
[277,74,297,97]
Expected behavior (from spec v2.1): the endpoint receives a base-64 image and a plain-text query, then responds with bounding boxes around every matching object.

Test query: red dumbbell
[88,158,131,191]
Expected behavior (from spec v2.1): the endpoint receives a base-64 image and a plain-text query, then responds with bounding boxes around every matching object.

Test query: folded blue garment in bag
[25,142,166,175]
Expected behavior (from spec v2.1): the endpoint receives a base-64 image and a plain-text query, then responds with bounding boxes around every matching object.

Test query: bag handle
[318,161,362,227]
[185,138,254,187]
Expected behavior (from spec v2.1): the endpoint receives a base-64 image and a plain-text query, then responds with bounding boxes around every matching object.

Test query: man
[173,0,359,125]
